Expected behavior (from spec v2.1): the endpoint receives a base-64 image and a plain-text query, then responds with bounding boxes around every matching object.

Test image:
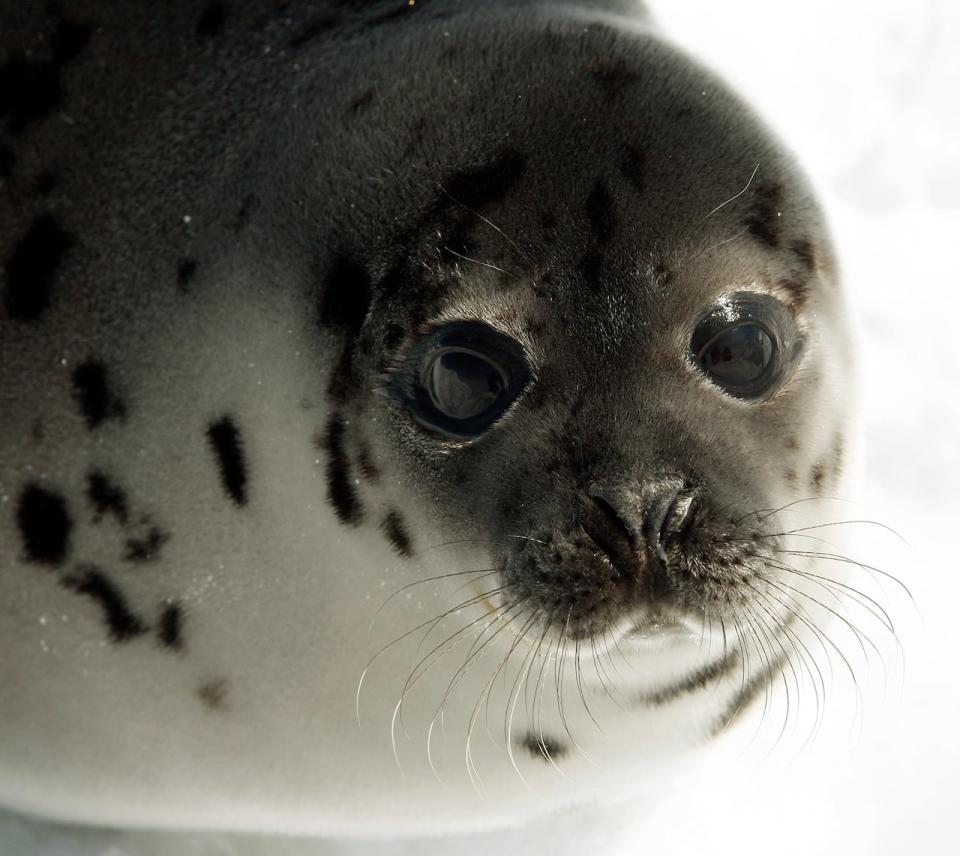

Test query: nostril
[663,492,696,540]
[590,493,636,546]
[648,488,696,560]
[582,484,695,575]
[583,492,639,573]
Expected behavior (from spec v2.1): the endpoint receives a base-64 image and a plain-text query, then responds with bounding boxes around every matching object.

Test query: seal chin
[625,616,692,642]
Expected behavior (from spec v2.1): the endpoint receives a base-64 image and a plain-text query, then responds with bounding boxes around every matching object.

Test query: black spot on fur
[810,462,827,493]
[51,20,93,66]
[207,416,248,507]
[177,258,198,290]
[72,360,126,429]
[62,566,147,642]
[125,526,170,563]
[578,250,602,288]
[0,143,12,178]
[17,484,72,566]
[443,149,526,212]
[744,183,784,249]
[348,89,374,115]
[0,19,91,134]
[589,60,639,98]
[197,678,230,711]
[0,55,60,134]
[288,15,339,48]
[784,435,799,451]
[196,2,227,39]
[521,732,567,763]
[833,432,845,479]
[34,170,57,196]
[779,277,807,305]
[790,238,816,272]
[784,469,797,483]
[638,650,741,706]
[319,256,371,334]
[87,470,129,524]
[381,510,413,558]
[3,214,73,321]
[320,415,363,525]
[540,212,557,231]
[585,180,615,243]
[158,601,184,650]
[620,145,645,195]
[357,446,381,481]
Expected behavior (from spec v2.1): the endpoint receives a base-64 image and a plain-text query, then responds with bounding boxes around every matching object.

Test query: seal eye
[398,321,531,438]
[424,349,507,420]
[697,323,775,391]
[691,293,801,399]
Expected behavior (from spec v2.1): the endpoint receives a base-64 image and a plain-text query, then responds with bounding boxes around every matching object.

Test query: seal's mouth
[625,616,690,641]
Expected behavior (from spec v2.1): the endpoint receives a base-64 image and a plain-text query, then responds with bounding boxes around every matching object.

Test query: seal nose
[584,484,693,573]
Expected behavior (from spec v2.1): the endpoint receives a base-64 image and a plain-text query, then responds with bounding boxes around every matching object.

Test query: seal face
[0,0,860,837]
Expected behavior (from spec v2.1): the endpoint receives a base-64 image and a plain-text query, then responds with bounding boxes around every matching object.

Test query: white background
[2,0,958,853]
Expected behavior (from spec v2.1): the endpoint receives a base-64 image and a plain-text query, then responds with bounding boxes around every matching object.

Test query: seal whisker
[396,589,513,737]
[752,585,829,749]
[357,585,507,726]
[775,563,898,635]
[550,612,599,767]
[464,610,538,793]
[740,594,801,748]
[371,567,501,632]
[431,602,521,778]
[698,225,749,257]
[443,246,521,279]
[436,183,536,269]
[738,603,777,728]
[756,571,867,727]
[504,614,546,789]
[411,586,508,659]
[435,597,527,730]
[778,548,915,606]
[704,162,760,218]
[763,563,883,664]
[573,636,602,731]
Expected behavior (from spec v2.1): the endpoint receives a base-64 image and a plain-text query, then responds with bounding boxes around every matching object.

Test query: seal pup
[0,0,865,838]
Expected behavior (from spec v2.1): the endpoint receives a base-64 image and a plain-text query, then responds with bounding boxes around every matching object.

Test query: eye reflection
[399,321,531,439]
[699,323,774,387]
[690,292,799,400]
[425,349,507,421]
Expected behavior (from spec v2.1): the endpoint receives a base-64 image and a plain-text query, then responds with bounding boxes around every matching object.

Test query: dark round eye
[424,348,507,420]
[397,322,531,438]
[698,323,775,390]
[691,293,801,399]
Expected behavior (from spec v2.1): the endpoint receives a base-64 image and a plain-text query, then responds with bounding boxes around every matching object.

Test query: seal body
[0,0,854,836]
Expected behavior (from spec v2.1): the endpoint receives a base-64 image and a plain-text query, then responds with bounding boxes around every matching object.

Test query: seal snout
[503,480,703,637]
[584,484,694,578]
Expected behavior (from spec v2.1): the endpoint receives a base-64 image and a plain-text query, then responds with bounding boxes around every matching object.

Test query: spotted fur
[0,0,859,839]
